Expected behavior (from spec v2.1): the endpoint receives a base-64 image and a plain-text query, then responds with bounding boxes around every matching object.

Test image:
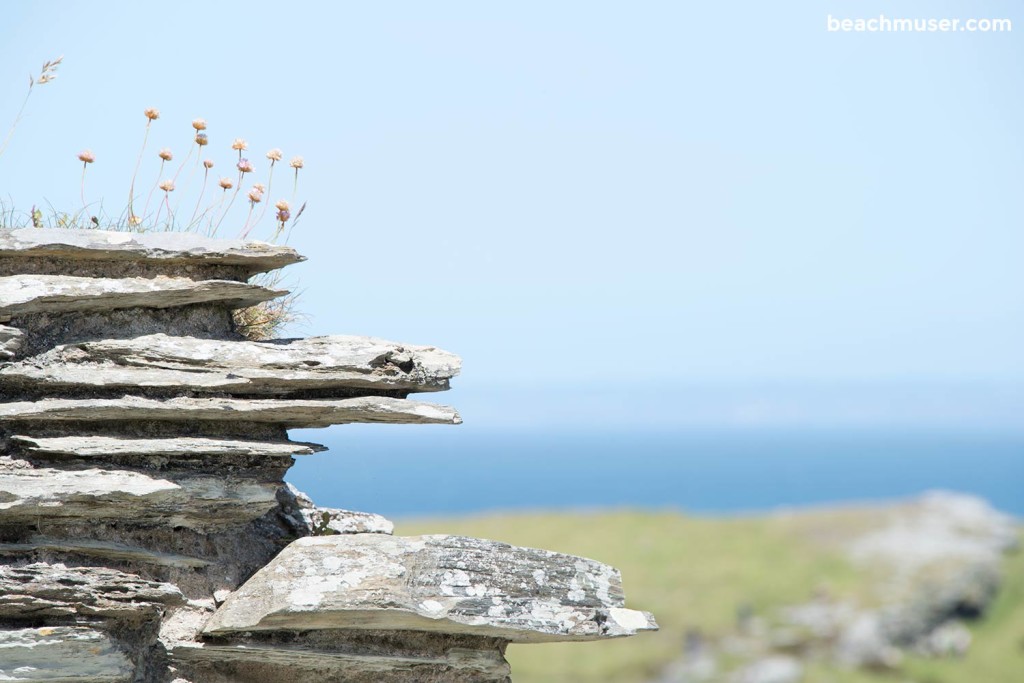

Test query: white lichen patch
[204,534,657,641]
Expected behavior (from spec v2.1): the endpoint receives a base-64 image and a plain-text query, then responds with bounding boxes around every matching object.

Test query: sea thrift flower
[219,177,233,190]
[266,148,283,162]
[195,133,208,146]
[144,108,160,120]
[203,159,214,169]
[77,150,95,164]
[247,187,263,203]
[252,182,265,193]
[276,208,291,223]
[289,156,304,169]
[232,138,248,151]
[159,180,175,192]
[128,214,142,226]
[237,158,253,173]
[158,148,173,161]
[192,118,207,131]
[275,199,289,211]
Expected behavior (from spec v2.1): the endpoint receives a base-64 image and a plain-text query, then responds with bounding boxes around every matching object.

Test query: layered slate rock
[171,631,512,683]
[0,228,653,683]
[0,227,303,275]
[1,333,461,395]
[0,627,134,682]
[0,274,283,320]
[0,324,22,359]
[9,435,325,459]
[204,535,657,642]
[0,458,279,528]
[0,563,183,620]
[0,395,461,427]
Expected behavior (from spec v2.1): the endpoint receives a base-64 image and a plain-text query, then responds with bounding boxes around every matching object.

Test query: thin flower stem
[171,142,198,220]
[163,194,174,231]
[153,192,164,228]
[142,160,166,224]
[214,171,244,234]
[80,163,88,217]
[0,85,33,160]
[241,202,255,238]
[252,161,275,230]
[127,120,151,219]
[189,168,210,228]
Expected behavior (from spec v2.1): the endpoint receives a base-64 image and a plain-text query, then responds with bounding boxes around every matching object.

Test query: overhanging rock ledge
[0,227,655,682]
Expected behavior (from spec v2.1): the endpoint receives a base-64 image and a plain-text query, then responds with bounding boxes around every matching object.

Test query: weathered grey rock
[0,562,183,620]
[0,459,280,528]
[2,333,461,395]
[171,641,510,682]
[0,323,23,359]
[0,227,302,274]
[0,538,211,569]
[0,274,284,321]
[729,656,803,683]
[10,434,324,459]
[285,484,394,536]
[914,619,972,658]
[203,535,657,642]
[848,491,1015,647]
[0,228,653,682]
[835,613,903,669]
[0,395,461,428]
[0,627,133,681]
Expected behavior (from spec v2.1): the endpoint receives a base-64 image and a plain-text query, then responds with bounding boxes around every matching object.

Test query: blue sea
[286,427,1024,519]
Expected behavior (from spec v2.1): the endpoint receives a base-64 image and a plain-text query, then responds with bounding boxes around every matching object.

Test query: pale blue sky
[1,1,1022,430]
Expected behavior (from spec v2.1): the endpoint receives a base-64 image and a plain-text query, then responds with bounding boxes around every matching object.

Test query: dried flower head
[159,180,175,192]
[252,182,266,193]
[203,159,215,169]
[144,108,160,121]
[192,118,207,131]
[247,187,263,203]
[274,199,290,211]
[232,138,248,151]
[195,132,208,146]
[219,177,234,190]
[128,214,142,227]
[158,148,173,161]
[77,150,95,164]
[266,148,283,162]
[237,158,253,173]
[32,56,62,86]
[276,208,291,223]
[289,156,304,169]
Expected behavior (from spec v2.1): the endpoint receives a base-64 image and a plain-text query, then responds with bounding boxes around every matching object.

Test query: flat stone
[0,227,303,275]
[2,333,461,395]
[285,484,394,536]
[0,324,23,359]
[0,460,280,528]
[0,274,284,322]
[0,626,133,681]
[0,562,183,620]
[10,435,325,459]
[0,538,210,569]
[170,641,510,682]
[0,395,461,428]
[203,535,657,643]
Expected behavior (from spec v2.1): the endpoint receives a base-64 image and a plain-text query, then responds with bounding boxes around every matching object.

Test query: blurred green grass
[399,509,1024,683]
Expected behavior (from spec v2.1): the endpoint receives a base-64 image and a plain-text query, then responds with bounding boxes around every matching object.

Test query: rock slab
[203,535,657,642]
